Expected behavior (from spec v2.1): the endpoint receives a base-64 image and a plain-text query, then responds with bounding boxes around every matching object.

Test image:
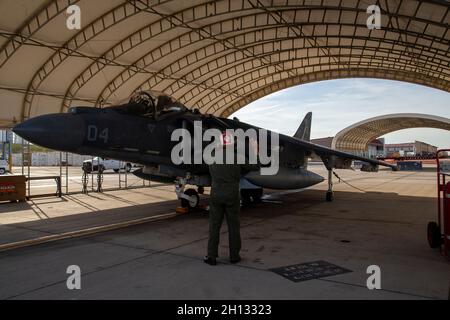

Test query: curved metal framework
[332,113,450,152]
[0,0,448,127]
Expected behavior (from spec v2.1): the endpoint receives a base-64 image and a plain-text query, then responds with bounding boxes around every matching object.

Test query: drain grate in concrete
[270,260,352,282]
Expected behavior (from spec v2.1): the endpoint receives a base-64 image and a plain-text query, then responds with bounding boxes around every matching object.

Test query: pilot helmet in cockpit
[126,91,185,118]
[129,91,155,112]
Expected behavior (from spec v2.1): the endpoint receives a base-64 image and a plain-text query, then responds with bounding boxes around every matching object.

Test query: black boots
[203,256,217,266]
[203,255,241,265]
[230,256,241,264]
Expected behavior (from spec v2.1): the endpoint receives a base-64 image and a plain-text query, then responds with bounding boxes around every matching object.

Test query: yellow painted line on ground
[0,211,182,252]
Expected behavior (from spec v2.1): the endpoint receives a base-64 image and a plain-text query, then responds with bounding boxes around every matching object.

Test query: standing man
[204,137,259,266]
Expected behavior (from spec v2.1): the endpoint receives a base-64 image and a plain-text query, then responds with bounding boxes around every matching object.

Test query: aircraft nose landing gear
[181,188,200,210]
[326,169,334,202]
[175,177,200,212]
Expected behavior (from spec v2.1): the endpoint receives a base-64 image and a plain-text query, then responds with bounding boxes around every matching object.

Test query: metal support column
[6,130,12,173]
[90,156,95,191]
[21,139,31,198]
[96,162,103,192]
[82,171,89,194]
[118,161,128,189]
[59,152,69,194]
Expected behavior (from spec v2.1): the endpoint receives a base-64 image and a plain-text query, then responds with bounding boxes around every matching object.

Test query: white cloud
[231,79,450,148]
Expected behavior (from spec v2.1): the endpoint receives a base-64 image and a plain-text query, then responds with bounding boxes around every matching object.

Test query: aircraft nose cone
[13,114,85,152]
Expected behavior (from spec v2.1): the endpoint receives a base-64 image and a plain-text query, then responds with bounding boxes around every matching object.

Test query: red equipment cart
[427,149,450,258]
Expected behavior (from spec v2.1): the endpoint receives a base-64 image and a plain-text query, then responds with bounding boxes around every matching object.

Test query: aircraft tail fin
[294,112,312,142]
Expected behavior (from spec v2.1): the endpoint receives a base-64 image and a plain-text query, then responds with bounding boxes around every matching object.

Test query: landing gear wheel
[251,189,263,203]
[125,163,132,172]
[113,169,119,173]
[241,189,263,206]
[181,188,200,211]
[326,191,334,202]
[241,193,251,206]
[197,186,205,195]
[427,221,442,248]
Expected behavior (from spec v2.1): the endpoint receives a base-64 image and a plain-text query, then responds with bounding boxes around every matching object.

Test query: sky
[231,78,450,149]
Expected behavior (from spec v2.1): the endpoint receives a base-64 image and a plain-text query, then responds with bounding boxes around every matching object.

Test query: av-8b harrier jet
[13,91,396,210]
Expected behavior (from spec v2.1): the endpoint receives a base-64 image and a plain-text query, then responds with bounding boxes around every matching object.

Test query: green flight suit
[208,163,242,260]
[207,161,260,260]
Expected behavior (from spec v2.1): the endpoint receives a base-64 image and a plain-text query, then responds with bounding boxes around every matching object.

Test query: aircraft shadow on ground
[0,188,436,247]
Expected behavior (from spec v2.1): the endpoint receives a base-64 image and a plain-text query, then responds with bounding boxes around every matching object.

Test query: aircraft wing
[286,135,397,171]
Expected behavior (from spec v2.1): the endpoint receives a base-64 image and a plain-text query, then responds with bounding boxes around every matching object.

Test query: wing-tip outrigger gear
[326,168,334,202]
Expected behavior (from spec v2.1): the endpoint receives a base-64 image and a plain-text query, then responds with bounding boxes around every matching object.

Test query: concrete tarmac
[0,164,449,300]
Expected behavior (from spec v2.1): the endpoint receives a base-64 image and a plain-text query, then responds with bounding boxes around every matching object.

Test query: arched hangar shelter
[0,0,449,128]
[332,113,450,152]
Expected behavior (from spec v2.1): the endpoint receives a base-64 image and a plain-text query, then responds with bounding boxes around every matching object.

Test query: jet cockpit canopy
[112,91,188,118]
